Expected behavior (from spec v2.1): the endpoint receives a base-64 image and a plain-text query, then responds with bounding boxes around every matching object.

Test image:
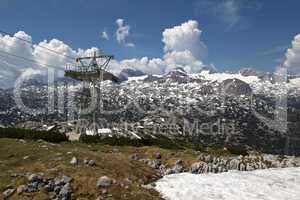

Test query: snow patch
[199,70,260,84]
[155,168,300,200]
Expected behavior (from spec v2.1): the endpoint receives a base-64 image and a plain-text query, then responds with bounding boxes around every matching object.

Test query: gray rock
[97,176,113,188]
[27,173,43,183]
[129,154,139,161]
[3,188,15,199]
[58,183,72,200]
[205,155,214,163]
[142,159,161,169]
[228,158,240,170]
[172,160,185,173]
[191,162,203,174]
[88,160,96,167]
[70,157,78,165]
[61,175,73,184]
[198,154,205,161]
[44,181,55,192]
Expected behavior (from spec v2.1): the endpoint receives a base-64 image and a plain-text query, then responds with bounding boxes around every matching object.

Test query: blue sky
[0,0,300,72]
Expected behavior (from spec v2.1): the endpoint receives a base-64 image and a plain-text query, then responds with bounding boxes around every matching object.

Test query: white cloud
[0,31,104,88]
[163,50,205,73]
[33,39,77,69]
[115,18,135,47]
[162,20,207,60]
[0,20,209,88]
[116,18,130,44]
[126,43,135,48]
[284,34,300,70]
[101,31,109,40]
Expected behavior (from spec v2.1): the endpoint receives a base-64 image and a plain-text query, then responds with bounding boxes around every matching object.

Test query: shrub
[0,127,68,143]
[79,134,184,149]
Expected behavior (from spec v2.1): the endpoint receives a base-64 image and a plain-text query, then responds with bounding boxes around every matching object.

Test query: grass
[0,138,204,200]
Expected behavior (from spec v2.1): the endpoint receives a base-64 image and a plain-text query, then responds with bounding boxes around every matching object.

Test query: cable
[0,49,64,70]
[0,29,77,62]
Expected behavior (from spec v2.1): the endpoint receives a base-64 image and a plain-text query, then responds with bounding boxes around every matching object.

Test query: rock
[61,175,73,184]
[3,188,15,199]
[26,182,39,193]
[204,155,214,163]
[198,154,205,161]
[27,174,43,183]
[88,160,96,167]
[70,157,78,165]
[101,188,108,195]
[191,162,203,174]
[239,162,247,171]
[97,176,113,188]
[58,183,72,200]
[172,160,185,173]
[154,152,162,159]
[129,154,139,161]
[16,185,26,195]
[228,158,240,170]
[142,159,161,169]
[23,156,30,160]
[44,181,55,192]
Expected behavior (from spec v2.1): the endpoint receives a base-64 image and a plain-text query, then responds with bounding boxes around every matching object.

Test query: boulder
[97,176,113,188]
[3,188,15,199]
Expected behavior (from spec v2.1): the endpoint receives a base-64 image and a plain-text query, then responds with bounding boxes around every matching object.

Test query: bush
[227,145,249,156]
[0,127,68,143]
[79,134,184,149]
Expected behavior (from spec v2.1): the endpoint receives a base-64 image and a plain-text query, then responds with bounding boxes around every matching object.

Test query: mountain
[222,78,252,96]
[1,70,300,155]
[118,68,146,81]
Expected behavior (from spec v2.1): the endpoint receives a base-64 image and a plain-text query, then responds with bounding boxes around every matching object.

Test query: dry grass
[0,139,204,200]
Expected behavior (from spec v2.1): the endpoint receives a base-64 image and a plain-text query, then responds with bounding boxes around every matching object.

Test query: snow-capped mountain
[0,68,300,155]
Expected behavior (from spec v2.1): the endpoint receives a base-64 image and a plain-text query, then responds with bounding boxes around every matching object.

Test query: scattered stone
[129,154,139,161]
[3,188,15,199]
[27,173,43,183]
[58,183,72,199]
[88,160,96,167]
[70,157,78,165]
[61,175,73,184]
[23,156,30,160]
[172,160,185,173]
[142,159,161,169]
[97,176,113,188]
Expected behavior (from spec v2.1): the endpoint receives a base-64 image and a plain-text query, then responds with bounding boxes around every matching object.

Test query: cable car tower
[65,50,120,135]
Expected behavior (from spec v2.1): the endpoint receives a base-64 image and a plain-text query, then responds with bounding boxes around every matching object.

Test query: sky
[0,0,300,85]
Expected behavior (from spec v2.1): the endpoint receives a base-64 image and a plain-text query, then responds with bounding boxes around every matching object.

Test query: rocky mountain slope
[0,68,300,155]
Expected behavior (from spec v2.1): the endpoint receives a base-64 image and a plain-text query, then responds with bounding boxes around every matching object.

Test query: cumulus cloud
[163,50,205,73]
[0,20,209,88]
[284,34,300,70]
[101,31,109,40]
[162,20,207,60]
[0,31,105,88]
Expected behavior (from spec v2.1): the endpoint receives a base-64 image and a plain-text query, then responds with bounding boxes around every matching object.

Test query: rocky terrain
[1,138,299,200]
[0,68,300,155]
